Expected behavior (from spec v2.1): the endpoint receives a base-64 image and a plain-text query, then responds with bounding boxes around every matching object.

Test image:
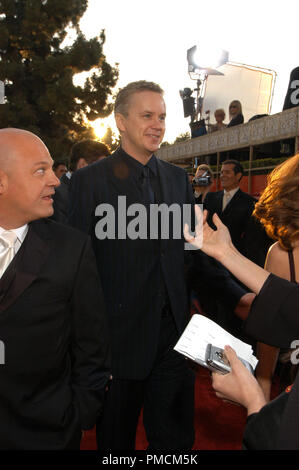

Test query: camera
[192,171,211,187]
[205,344,254,375]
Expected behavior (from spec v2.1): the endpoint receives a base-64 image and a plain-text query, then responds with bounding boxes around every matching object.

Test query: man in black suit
[0,128,110,449]
[204,159,270,265]
[52,140,110,224]
[68,81,251,450]
[53,159,68,179]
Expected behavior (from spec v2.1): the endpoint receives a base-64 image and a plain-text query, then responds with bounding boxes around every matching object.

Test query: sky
[78,0,299,143]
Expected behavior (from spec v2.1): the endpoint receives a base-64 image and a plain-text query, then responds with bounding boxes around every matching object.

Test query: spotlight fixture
[187,45,229,76]
[184,45,229,122]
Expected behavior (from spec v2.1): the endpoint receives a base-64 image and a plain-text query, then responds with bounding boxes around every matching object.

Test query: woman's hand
[185,206,270,294]
[184,206,233,261]
[211,346,267,416]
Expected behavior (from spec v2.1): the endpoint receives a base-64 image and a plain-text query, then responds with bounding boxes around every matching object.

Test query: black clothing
[0,219,110,449]
[204,188,270,265]
[227,113,244,127]
[243,273,299,449]
[51,179,69,224]
[68,147,246,450]
[96,312,195,450]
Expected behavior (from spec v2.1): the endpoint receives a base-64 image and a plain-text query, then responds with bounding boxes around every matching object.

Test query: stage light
[187,45,229,75]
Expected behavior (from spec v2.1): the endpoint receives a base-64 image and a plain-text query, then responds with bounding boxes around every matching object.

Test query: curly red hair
[254,153,299,250]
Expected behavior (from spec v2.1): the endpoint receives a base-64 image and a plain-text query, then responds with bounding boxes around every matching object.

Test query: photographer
[192,164,214,204]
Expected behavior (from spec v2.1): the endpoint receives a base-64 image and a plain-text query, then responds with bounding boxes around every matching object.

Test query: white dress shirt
[0,224,29,258]
[222,187,239,211]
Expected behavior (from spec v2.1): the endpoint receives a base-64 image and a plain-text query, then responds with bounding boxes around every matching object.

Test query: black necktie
[140,166,155,205]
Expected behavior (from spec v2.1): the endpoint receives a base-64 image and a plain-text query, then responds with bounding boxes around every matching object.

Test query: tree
[0,0,119,159]
[101,126,120,153]
[173,132,190,143]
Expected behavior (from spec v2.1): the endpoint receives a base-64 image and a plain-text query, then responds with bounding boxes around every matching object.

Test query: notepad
[174,314,258,371]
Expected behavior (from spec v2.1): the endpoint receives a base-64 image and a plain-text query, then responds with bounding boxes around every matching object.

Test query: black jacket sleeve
[68,167,96,235]
[70,237,111,429]
[245,273,299,348]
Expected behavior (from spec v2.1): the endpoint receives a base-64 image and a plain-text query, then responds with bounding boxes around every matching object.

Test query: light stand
[186,45,229,122]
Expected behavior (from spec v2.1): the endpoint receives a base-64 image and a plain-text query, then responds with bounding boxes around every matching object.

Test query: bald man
[0,128,110,449]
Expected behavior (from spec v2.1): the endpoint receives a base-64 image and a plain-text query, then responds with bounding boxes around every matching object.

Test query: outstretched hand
[184,205,233,261]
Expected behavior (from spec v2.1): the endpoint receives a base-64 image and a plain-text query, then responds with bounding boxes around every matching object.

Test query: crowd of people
[0,79,299,451]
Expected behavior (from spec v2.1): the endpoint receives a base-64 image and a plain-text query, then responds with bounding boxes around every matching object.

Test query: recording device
[205,344,254,375]
[179,88,195,118]
[192,171,210,187]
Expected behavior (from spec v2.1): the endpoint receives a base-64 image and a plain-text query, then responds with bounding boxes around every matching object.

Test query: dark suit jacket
[244,273,299,449]
[204,189,266,264]
[204,188,271,265]
[68,148,246,380]
[204,189,255,249]
[51,174,72,224]
[0,219,110,449]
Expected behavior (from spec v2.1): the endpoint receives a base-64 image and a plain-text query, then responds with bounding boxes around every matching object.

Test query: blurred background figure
[69,140,110,172]
[227,100,244,127]
[188,172,195,184]
[210,108,226,132]
[192,164,214,204]
[204,159,256,257]
[51,140,110,224]
[253,153,299,401]
[189,119,207,138]
[53,160,68,179]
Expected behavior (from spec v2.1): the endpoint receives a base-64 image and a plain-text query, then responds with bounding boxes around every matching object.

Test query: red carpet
[80,366,252,450]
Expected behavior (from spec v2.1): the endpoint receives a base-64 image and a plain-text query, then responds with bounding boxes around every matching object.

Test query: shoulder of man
[237,188,257,203]
[156,157,188,176]
[32,218,91,246]
[204,190,223,201]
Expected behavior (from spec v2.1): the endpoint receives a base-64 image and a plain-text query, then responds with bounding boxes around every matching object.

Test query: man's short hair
[69,140,110,172]
[222,159,244,176]
[114,80,164,117]
[53,160,67,170]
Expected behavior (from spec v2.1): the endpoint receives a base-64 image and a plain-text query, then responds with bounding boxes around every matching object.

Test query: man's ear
[0,170,8,195]
[115,113,126,134]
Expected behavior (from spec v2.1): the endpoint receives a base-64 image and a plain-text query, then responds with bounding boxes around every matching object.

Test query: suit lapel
[0,220,50,314]
[107,149,143,205]
[217,191,224,214]
[156,158,175,206]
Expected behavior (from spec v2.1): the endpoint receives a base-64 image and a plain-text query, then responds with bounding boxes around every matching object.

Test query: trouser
[96,311,195,450]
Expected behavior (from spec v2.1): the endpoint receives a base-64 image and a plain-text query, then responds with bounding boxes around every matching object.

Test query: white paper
[174,314,258,370]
